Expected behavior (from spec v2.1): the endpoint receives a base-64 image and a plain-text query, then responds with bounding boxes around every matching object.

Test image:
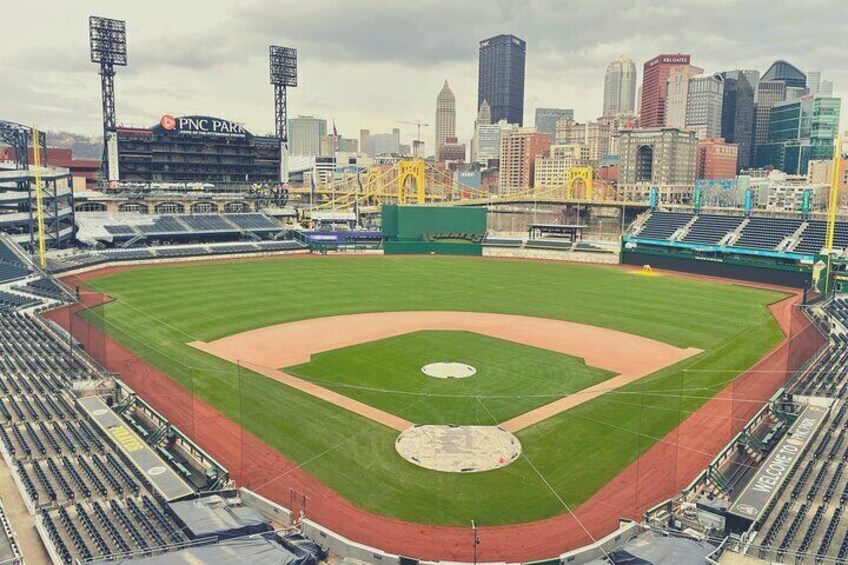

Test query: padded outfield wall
[382,205,485,255]
[622,246,812,288]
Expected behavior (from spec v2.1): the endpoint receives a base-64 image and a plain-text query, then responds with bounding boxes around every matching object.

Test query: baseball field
[78,255,787,526]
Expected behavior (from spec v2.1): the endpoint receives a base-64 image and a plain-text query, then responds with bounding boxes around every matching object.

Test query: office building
[720,70,759,170]
[534,108,574,137]
[498,128,550,194]
[435,80,457,159]
[618,127,697,202]
[696,137,738,179]
[664,64,703,129]
[320,135,358,156]
[639,53,692,127]
[438,136,466,163]
[288,116,327,156]
[686,74,725,139]
[533,144,591,187]
[603,56,638,118]
[757,96,841,174]
[807,71,834,97]
[555,119,616,162]
[474,119,515,165]
[368,128,402,156]
[359,130,370,156]
[754,60,807,164]
[471,100,492,163]
[478,34,526,126]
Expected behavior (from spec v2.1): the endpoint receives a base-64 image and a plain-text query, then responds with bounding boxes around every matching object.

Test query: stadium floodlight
[269,45,297,153]
[89,16,127,66]
[90,16,127,181]
[269,46,297,87]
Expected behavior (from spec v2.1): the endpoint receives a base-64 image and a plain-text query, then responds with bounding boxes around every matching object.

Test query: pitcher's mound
[396,425,521,473]
[421,362,477,379]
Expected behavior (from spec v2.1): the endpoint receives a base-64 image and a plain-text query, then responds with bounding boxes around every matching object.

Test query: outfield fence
[45,272,826,564]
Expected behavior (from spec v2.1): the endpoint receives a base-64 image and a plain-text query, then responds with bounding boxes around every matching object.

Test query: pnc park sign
[154,115,253,139]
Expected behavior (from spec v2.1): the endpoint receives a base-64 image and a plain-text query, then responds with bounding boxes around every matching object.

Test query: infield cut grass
[81,256,787,525]
[285,330,615,425]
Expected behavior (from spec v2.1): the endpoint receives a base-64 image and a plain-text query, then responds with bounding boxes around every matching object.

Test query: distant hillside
[46,131,102,160]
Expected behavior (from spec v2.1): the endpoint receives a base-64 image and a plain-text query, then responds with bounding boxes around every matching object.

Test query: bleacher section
[0,239,31,284]
[628,211,848,256]
[75,213,286,246]
[634,212,694,240]
[0,304,331,564]
[0,311,193,562]
[681,214,744,245]
[733,217,803,251]
[48,239,306,273]
[795,220,848,256]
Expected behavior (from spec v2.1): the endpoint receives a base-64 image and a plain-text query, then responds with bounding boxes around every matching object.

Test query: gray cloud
[0,0,845,148]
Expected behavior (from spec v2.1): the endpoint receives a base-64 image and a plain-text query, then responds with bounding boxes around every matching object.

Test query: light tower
[269,45,297,182]
[89,16,127,182]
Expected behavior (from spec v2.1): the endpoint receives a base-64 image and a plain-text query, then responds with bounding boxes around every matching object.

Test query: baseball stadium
[1,13,848,565]
[24,202,827,564]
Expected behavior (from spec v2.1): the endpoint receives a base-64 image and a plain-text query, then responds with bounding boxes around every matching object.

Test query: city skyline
[2,0,847,148]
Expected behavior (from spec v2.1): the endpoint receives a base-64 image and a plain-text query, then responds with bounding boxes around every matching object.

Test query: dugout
[381,205,486,255]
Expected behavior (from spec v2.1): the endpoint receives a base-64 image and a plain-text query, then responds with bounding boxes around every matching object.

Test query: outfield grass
[82,255,787,525]
[285,330,615,425]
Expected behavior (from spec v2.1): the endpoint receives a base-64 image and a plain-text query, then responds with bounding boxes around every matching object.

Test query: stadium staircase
[669,215,699,242]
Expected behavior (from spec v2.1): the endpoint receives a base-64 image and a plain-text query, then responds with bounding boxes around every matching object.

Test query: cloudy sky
[4,0,846,152]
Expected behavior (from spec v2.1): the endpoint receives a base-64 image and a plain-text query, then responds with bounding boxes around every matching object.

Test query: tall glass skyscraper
[758,96,841,175]
[720,70,759,170]
[478,34,526,126]
[753,60,806,166]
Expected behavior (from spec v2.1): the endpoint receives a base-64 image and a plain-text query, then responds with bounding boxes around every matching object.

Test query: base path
[189,311,701,431]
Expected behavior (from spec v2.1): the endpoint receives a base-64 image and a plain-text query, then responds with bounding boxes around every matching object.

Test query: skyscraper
[720,69,759,170]
[534,108,574,137]
[664,64,704,129]
[478,34,526,126]
[757,96,841,174]
[287,116,327,156]
[471,100,492,164]
[807,71,834,97]
[603,56,637,118]
[753,60,806,165]
[639,54,692,127]
[686,74,724,139]
[435,80,456,159]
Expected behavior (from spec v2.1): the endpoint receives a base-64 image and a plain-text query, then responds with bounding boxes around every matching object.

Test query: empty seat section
[635,212,693,240]
[681,214,744,245]
[734,217,803,250]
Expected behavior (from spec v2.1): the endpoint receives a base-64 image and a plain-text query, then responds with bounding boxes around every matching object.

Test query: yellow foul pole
[30,127,47,268]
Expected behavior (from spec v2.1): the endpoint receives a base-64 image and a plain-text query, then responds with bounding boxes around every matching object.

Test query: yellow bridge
[288,159,637,212]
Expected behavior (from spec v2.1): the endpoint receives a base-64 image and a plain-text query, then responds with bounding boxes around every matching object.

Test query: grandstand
[622,210,848,287]
[0,240,328,564]
[628,210,848,257]
[641,293,848,564]
[74,212,287,247]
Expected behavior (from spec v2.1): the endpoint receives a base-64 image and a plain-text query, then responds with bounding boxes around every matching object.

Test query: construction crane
[397,120,429,157]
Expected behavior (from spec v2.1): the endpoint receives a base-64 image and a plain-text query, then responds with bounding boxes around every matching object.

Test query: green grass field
[82,255,787,525]
[285,330,615,425]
